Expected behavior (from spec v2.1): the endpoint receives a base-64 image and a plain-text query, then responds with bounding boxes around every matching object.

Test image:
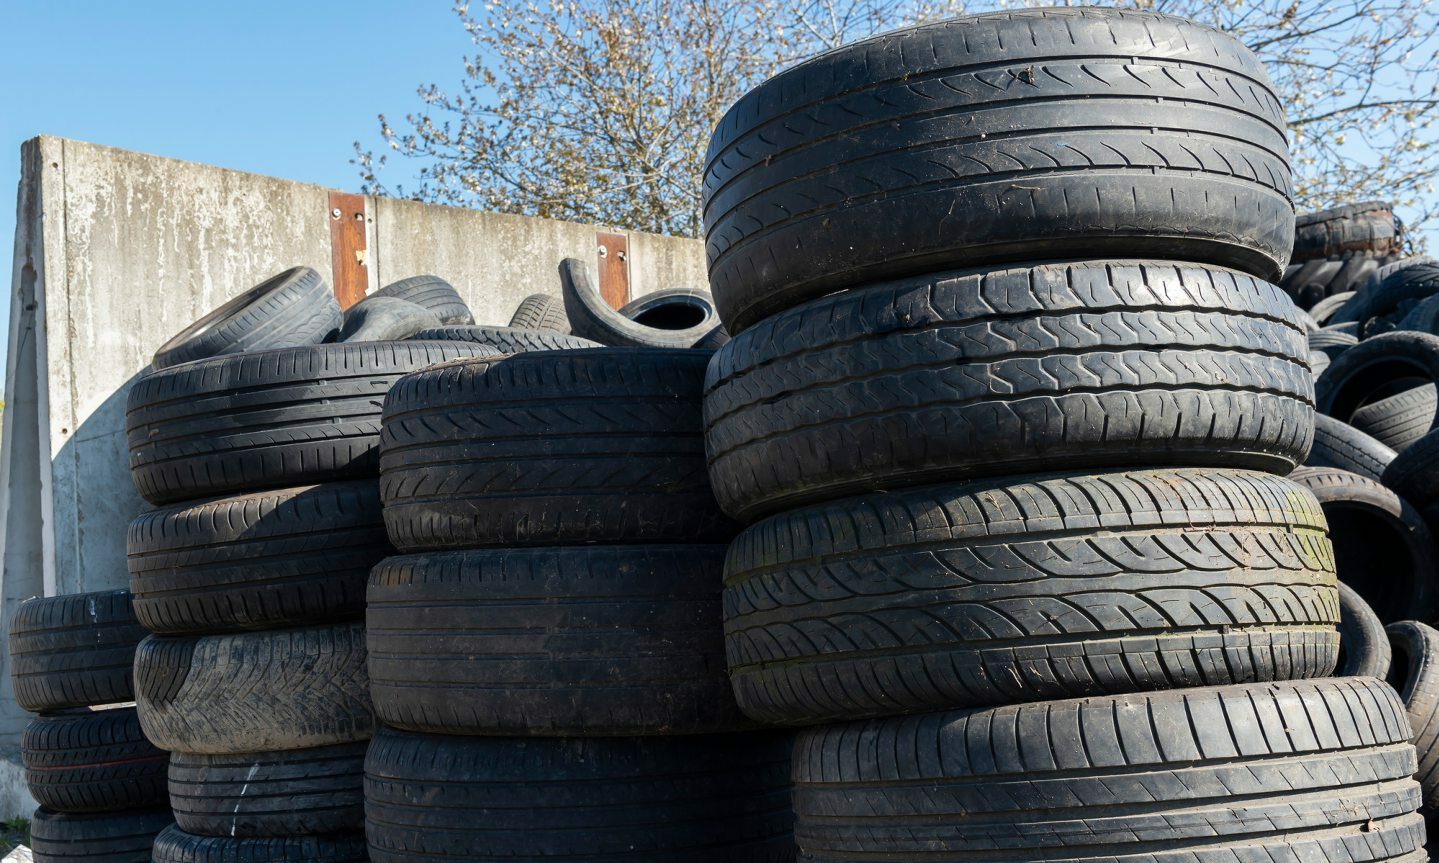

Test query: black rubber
[152,267,340,370]
[1290,467,1438,624]
[1310,349,1330,378]
[1292,201,1400,261]
[1310,290,1357,324]
[1304,414,1397,480]
[1378,255,1438,284]
[126,341,497,506]
[168,742,365,838]
[1316,331,1439,432]
[364,728,794,862]
[1308,327,1357,359]
[410,324,601,352]
[9,590,147,713]
[368,545,747,736]
[29,808,173,862]
[704,8,1293,332]
[1352,384,1437,452]
[379,348,734,550]
[1398,293,1439,335]
[561,259,728,348]
[127,481,391,634]
[1388,620,1439,811]
[152,825,368,862]
[792,677,1424,862]
[374,275,473,325]
[705,260,1313,520]
[1281,256,1387,310]
[508,292,569,332]
[337,296,441,343]
[618,288,729,347]
[725,468,1337,726]
[134,623,373,755]
[23,707,168,813]
[1338,582,1392,678]
[1331,262,1439,334]
[1385,429,1439,511]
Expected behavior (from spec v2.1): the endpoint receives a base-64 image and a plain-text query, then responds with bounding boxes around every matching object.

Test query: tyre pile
[700,7,1426,861]
[1281,201,1405,310]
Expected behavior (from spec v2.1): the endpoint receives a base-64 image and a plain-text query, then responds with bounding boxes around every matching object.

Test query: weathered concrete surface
[0,749,33,822]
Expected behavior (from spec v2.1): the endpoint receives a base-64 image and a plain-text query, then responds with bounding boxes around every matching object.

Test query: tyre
[374,275,473,325]
[1305,414,1397,480]
[1316,331,1439,434]
[368,545,746,735]
[134,623,373,755]
[705,260,1313,520]
[23,707,168,813]
[1385,430,1439,510]
[1310,349,1330,378]
[1338,582,1391,678]
[9,590,147,712]
[152,825,368,863]
[1289,467,1438,623]
[1378,255,1438,284]
[127,481,391,634]
[1292,201,1400,260]
[561,259,728,348]
[1310,290,1357,324]
[618,288,728,347]
[336,296,441,342]
[508,292,569,332]
[152,267,340,370]
[29,808,173,862]
[793,677,1423,862]
[725,468,1337,726]
[379,348,734,549]
[1308,327,1357,359]
[410,324,601,352]
[1281,256,1385,310]
[1331,262,1439,333]
[1388,620,1439,810]
[126,341,497,505]
[168,742,365,838]
[703,9,1293,332]
[1399,293,1439,335]
[1352,384,1437,452]
[364,728,794,863]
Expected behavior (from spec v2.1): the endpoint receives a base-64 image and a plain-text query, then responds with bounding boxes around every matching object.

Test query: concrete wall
[0,136,706,806]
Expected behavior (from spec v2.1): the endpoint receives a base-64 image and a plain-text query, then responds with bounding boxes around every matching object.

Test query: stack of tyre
[9,590,172,862]
[361,345,794,861]
[121,267,499,862]
[700,8,1427,861]
[1282,201,1404,312]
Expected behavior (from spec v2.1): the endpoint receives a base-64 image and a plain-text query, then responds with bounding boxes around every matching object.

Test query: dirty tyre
[508,293,569,332]
[127,481,391,634]
[704,8,1293,331]
[368,545,746,735]
[29,807,173,862]
[379,348,733,549]
[375,275,473,325]
[168,742,365,838]
[9,590,147,713]
[337,296,441,343]
[1310,290,1358,325]
[134,623,373,755]
[1387,621,1439,810]
[1338,582,1391,678]
[793,677,1423,862]
[1308,328,1357,360]
[561,259,728,348]
[364,727,794,862]
[152,825,368,862]
[23,707,168,813]
[1332,263,1439,334]
[152,267,339,370]
[1305,414,1396,481]
[1292,201,1400,260]
[726,468,1337,725]
[1384,430,1439,511]
[1316,331,1439,429]
[410,325,601,352]
[1352,385,1437,452]
[126,341,497,505]
[1290,467,1438,624]
[705,260,1313,520]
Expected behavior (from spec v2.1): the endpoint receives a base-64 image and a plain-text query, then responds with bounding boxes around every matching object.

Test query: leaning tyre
[725,468,1336,725]
[1351,384,1437,452]
[374,275,473,325]
[134,623,373,755]
[168,743,365,838]
[368,545,746,735]
[507,292,569,332]
[9,590,147,713]
[1338,582,1391,678]
[127,481,392,634]
[23,707,168,813]
[126,341,497,505]
[29,808,173,863]
[1387,620,1439,811]
[1384,429,1439,512]
[152,825,368,863]
[793,677,1424,862]
[336,296,440,343]
[705,260,1312,520]
[364,728,794,863]
[704,9,1293,331]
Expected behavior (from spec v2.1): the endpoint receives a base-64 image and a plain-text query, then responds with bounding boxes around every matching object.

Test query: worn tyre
[706,260,1313,520]
[704,8,1292,331]
[29,807,173,862]
[1385,429,1439,512]
[1316,331,1439,432]
[126,341,497,505]
[9,590,147,713]
[793,677,1423,862]
[152,825,367,863]
[379,348,733,549]
[726,468,1336,725]
[1309,290,1357,324]
[127,481,391,634]
[152,267,340,370]
[1308,327,1357,359]
[1293,201,1400,261]
[1305,414,1396,480]
[1388,620,1439,811]
[561,259,728,348]
[1332,263,1439,334]
[23,707,168,813]
[368,545,745,736]
[337,296,441,343]
[134,623,373,755]
[364,728,794,863]
[411,324,601,352]
[374,275,472,325]
[1290,467,1438,623]
[1338,582,1391,678]
[508,292,569,332]
[168,742,365,838]
[1352,385,1437,452]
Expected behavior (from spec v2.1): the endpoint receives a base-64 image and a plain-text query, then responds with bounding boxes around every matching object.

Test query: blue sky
[0,0,473,359]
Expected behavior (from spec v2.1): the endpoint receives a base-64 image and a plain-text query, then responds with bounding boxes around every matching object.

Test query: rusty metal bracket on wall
[596,231,630,310]
[328,191,369,310]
